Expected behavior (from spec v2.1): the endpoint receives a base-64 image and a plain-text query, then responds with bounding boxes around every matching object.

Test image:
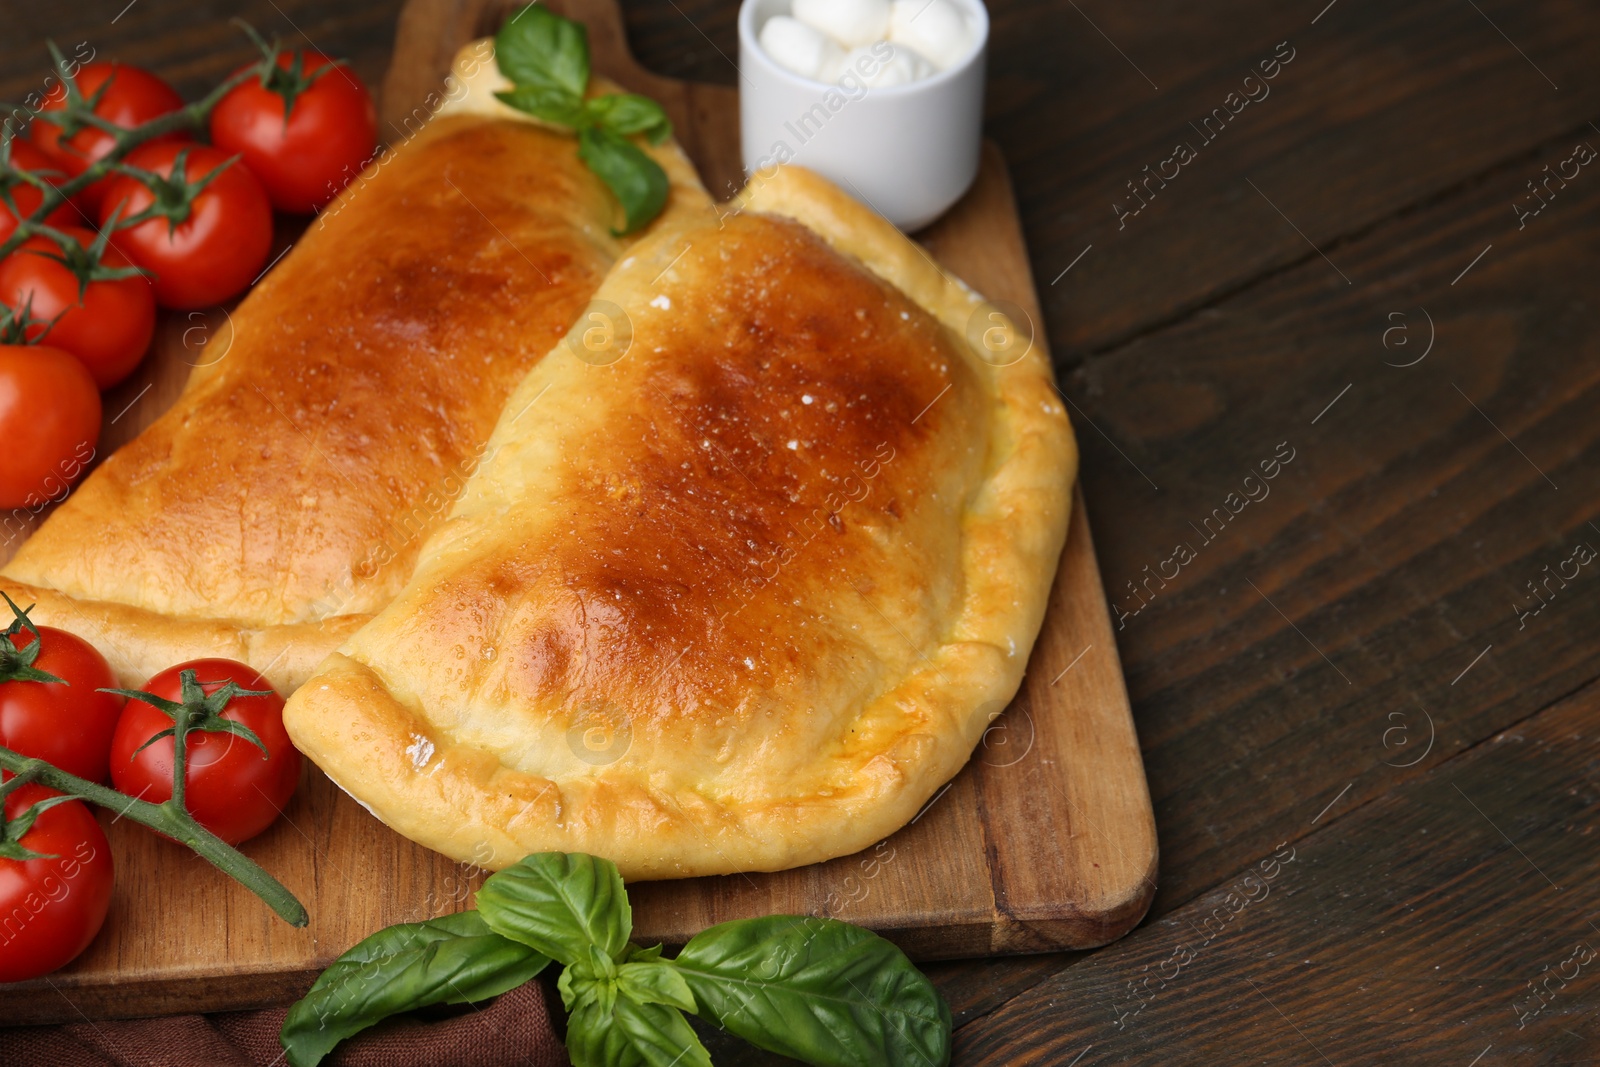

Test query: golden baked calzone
[283,165,1078,878]
[0,51,710,691]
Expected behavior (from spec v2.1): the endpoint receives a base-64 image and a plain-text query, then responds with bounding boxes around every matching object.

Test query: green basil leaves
[279,911,550,1067]
[281,852,952,1067]
[568,987,714,1067]
[477,849,633,962]
[479,853,714,1067]
[675,915,953,1067]
[583,93,673,142]
[493,5,673,234]
[494,5,589,96]
[494,85,588,129]
[577,127,670,236]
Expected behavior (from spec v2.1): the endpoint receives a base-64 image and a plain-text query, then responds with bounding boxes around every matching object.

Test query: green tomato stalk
[0,747,308,927]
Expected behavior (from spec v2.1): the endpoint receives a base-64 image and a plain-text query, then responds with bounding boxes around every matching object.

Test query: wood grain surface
[0,0,1156,1025]
[3,0,1598,1062]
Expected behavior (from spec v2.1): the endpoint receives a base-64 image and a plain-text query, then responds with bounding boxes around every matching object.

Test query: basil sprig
[494,6,672,234]
[281,852,952,1067]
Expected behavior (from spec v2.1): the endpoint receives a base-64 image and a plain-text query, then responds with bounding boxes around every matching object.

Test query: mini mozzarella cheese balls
[889,0,973,69]
[793,0,892,49]
[845,42,935,88]
[760,15,847,80]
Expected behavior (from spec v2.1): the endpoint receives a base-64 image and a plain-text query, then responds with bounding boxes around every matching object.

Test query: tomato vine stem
[0,38,269,264]
[0,746,308,926]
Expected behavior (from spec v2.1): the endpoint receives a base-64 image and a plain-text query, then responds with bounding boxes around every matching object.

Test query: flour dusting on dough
[406,734,436,770]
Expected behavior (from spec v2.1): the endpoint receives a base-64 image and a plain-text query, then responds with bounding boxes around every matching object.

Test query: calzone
[0,49,710,690]
[283,166,1078,878]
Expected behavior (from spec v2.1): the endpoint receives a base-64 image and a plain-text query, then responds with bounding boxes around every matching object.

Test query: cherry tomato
[0,343,100,510]
[0,226,155,388]
[110,659,300,846]
[98,143,273,310]
[0,782,115,983]
[0,618,123,784]
[210,52,376,214]
[0,140,78,245]
[30,62,188,216]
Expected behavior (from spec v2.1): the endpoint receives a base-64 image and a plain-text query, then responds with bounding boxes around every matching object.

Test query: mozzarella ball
[889,0,973,70]
[759,16,847,81]
[792,0,892,49]
[843,42,935,88]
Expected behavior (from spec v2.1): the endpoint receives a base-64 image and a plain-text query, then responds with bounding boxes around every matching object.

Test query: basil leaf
[585,94,673,144]
[577,126,669,236]
[674,916,951,1067]
[566,989,714,1067]
[495,85,587,129]
[617,959,697,1012]
[478,851,632,964]
[626,942,666,964]
[279,911,549,1067]
[495,4,589,97]
[559,943,617,1016]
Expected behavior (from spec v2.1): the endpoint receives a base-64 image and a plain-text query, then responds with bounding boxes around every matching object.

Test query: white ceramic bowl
[738,0,988,231]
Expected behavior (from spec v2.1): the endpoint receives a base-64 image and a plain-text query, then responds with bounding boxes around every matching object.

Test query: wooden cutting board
[0,0,1156,1024]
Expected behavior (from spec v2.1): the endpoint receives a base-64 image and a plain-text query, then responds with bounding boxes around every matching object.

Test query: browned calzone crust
[1,80,709,689]
[283,166,1078,879]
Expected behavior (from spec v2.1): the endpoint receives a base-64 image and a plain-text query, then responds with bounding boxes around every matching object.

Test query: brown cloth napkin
[0,979,570,1067]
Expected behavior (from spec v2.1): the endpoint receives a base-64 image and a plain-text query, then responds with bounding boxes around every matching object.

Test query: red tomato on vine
[110,659,300,846]
[30,62,189,216]
[0,782,115,983]
[0,338,100,510]
[0,225,155,388]
[0,595,123,784]
[98,143,274,309]
[210,50,377,214]
[0,138,78,244]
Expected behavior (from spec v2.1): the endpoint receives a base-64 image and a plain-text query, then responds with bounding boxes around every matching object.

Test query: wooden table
[5,1,1598,1062]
